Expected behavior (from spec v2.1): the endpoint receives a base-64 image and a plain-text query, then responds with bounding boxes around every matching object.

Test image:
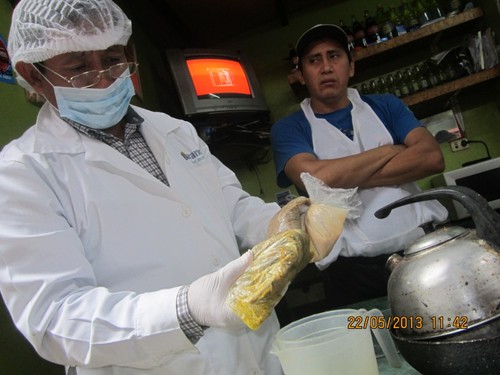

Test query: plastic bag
[301,173,361,262]
[266,196,310,238]
[226,229,311,330]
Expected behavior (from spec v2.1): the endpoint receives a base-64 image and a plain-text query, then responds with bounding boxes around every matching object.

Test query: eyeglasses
[36,62,139,89]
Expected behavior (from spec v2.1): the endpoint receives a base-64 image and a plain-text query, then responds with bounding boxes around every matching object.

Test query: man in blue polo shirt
[271,24,448,307]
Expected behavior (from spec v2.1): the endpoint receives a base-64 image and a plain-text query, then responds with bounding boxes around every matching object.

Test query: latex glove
[188,251,253,330]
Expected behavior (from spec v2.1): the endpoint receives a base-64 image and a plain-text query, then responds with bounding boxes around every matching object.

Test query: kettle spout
[385,253,403,273]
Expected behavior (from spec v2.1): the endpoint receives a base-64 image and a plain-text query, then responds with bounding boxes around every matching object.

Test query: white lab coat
[0,103,282,375]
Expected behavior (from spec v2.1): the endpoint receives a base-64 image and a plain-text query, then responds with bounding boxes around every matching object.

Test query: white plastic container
[271,309,401,375]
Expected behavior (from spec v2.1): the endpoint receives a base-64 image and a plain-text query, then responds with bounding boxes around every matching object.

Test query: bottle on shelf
[376,76,389,93]
[448,0,462,15]
[413,64,429,91]
[412,0,431,26]
[396,70,411,97]
[376,4,393,40]
[339,19,355,50]
[425,60,440,86]
[436,64,448,84]
[426,0,444,21]
[360,82,369,94]
[386,73,402,98]
[389,6,407,36]
[405,67,420,93]
[401,0,420,31]
[351,15,367,50]
[364,9,381,44]
[369,79,378,93]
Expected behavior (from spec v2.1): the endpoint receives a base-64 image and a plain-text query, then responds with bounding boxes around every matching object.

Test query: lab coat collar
[32,103,180,156]
[33,102,86,154]
[132,105,180,156]
[32,103,182,194]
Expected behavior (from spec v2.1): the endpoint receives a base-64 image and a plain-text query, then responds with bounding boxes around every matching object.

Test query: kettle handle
[375,186,500,249]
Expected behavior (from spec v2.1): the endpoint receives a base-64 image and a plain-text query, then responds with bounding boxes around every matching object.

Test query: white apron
[301,88,447,268]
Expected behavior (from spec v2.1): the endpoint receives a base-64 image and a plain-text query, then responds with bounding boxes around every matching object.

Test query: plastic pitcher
[271,309,401,375]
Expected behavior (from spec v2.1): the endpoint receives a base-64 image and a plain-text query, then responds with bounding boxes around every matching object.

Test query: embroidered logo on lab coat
[180,149,205,164]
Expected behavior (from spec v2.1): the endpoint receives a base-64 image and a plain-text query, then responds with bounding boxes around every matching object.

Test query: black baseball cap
[296,24,350,58]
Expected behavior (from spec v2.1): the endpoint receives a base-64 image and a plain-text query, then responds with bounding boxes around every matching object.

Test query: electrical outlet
[450,138,469,152]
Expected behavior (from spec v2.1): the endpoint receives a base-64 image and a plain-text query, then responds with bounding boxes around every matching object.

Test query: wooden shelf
[403,65,500,118]
[287,7,497,116]
[402,65,500,107]
[353,8,484,62]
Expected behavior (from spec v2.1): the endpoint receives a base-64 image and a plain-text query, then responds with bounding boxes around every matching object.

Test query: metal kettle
[375,186,500,339]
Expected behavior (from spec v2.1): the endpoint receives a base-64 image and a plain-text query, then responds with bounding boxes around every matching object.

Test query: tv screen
[186,58,251,98]
[165,49,269,124]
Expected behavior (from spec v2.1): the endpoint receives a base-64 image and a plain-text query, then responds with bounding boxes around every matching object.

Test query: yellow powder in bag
[226,229,312,330]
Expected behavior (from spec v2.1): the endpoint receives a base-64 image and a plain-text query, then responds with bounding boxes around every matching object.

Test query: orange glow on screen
[186,58,251,97]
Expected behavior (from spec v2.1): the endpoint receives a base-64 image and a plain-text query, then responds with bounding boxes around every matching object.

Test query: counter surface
[377,354,421,374]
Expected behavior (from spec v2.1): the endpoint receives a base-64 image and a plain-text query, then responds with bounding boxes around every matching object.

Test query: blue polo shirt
[271,93,421,188]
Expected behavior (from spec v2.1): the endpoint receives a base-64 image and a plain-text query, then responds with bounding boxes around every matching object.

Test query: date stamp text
[347,315,469,330]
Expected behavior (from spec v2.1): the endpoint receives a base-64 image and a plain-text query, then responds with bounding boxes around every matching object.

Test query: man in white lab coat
[0,1,283,374]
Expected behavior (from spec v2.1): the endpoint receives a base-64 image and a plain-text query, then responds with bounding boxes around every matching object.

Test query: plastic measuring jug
[271,308,401,375]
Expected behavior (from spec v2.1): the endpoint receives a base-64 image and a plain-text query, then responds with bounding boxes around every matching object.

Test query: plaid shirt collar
[63,107,144,141]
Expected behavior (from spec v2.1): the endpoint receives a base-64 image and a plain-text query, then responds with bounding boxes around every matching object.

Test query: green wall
[0,0,39,149]
[0,0,499,371]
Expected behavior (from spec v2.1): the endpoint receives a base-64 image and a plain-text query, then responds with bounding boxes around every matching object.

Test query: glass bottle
[413,64,429,91]
[426,61,439,86]
[389,6,406,36]
[412,0,431,26]
[360,82,369,94]
[351,15,367,50]
[396,70,411,97]
[426,0,444,21]
[377,76,389,94]
[448,0,462,15]
[386,73,402,97]
[437,64,448,84]
[402,0,420,31]
[376,4,392,40]
[364,9,381,44]
[369,79,378,93]
[405,67,420,93]
[339,19,355,50]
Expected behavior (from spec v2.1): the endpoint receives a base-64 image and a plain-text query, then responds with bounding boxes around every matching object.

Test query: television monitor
[165,49,269,125]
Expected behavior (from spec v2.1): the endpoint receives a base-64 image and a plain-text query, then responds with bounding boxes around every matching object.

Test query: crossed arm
[284,127,445,191]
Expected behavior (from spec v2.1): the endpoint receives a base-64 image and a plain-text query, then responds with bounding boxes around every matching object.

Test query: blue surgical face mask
[51,73,135,130]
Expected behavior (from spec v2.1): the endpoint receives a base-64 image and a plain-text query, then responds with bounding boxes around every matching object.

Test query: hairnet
[8,0,132,88]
